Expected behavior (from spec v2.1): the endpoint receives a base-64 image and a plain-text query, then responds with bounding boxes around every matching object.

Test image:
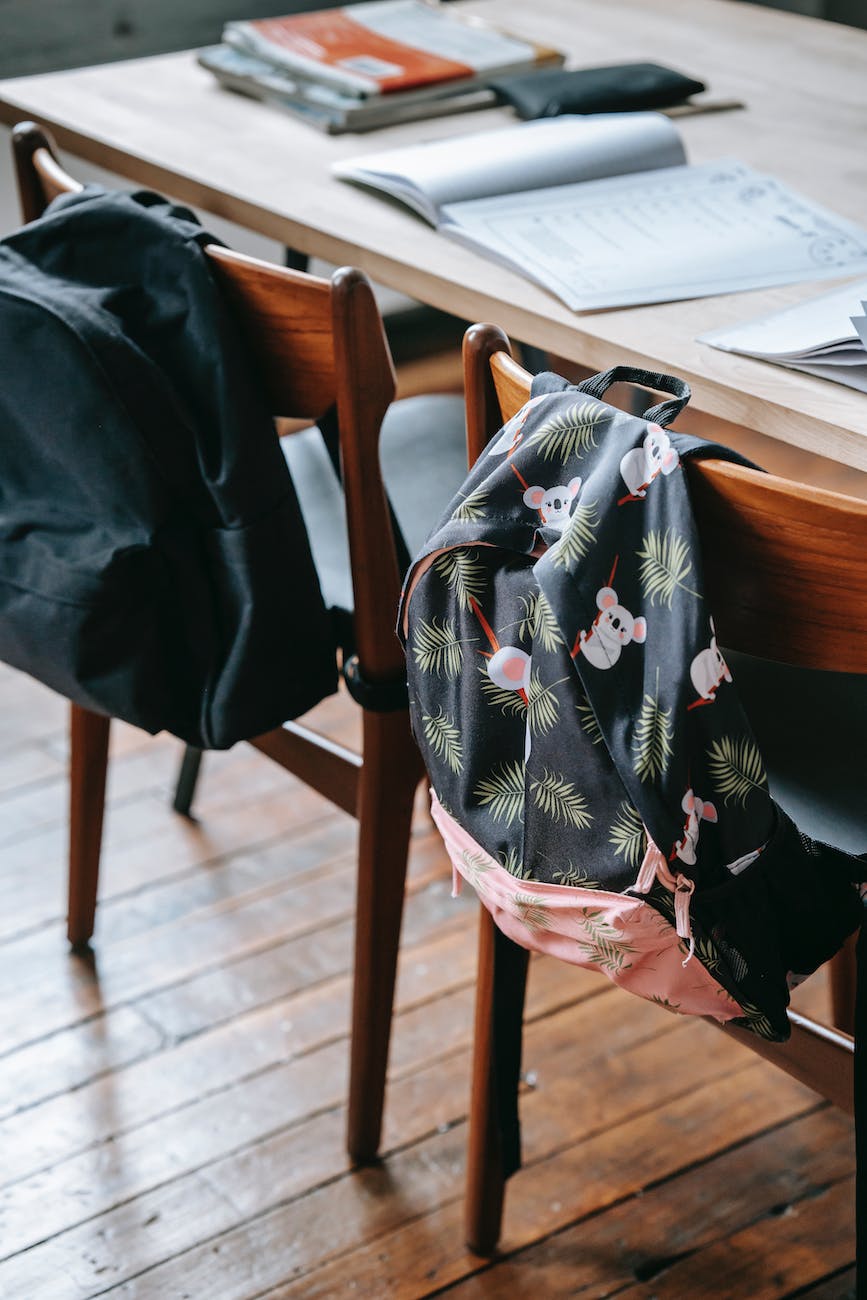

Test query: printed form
[441,161,867,311]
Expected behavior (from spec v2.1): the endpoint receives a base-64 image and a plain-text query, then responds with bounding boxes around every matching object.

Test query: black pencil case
[490,62,706,120]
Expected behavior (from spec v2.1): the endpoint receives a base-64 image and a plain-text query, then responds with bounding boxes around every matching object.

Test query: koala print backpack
[399,365,867,1051]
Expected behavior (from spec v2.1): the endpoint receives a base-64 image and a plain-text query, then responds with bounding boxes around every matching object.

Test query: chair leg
[829,931,858,1035]
[346,707,423,1165]
[172,745,204,816]
[466,905,507,1255]
[68,703,111,949]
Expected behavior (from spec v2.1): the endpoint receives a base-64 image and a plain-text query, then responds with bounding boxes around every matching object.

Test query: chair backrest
[464,321,867,675]
[11,120,404,683]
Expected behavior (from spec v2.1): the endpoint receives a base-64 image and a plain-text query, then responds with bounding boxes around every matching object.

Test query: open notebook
[334,114,867,312]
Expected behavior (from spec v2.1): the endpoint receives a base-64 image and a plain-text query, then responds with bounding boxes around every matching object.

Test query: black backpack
[0,186,335,748]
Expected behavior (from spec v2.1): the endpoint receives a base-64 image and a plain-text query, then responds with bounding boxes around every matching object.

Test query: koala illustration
[486,646,532,759]
[673,789,718,866]
[726,847,761,877]
[690,618,732,703]
[619,425,679,499]
[522,476,582,534]
[486,395,546,457]
[575,586,647,669]
[486,645,531,694]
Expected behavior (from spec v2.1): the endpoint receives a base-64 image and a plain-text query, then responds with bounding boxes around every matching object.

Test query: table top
[2,0,867,470]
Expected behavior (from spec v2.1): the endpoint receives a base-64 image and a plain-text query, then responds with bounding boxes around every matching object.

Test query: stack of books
[197,0,564,134]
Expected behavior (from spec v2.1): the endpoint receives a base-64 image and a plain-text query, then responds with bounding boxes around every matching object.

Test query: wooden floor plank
[0,1003,166,1122]
[0,957,607,1266]
[0,810,354,986]
[0,981,605,1276]
[792,1266,857,1298]
[0,740,64,798]
[0,774,346,941]
[0,830,473,1127]
[244,1061,820,1300]
[63,1020,792,1296]
[0,878,476,1192]
[441,1107,854,1297]
[614,1174,855,1298]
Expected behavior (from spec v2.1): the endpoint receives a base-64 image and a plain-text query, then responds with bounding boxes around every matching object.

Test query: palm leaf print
[527,672,570,736]
[518,590,563,652]
[527,401,604,462]
[478,666,528,717]
[432,790,454,819]
[552,864,600,888]
[695,936,723,975]
[576,908,635,973]
[576,696,605,746]
[474,760,526,825]
[514,892,551,932]
[433,548,487,611]
[633,668,673,784]
[636,529,701,607]
[737,1000,777,1040]
[707,735,768,807]
[552,498,600,570]
[413,616,472,678]
[650,995,682,1014]
[530,769,593,828]
[452,485,489,522]
[421,708,463,774]
[609,801,645,868]
[499,846,532,879]
[461,849,493,892]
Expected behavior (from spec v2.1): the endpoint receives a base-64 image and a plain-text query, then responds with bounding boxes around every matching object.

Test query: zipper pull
[674,873,696,966]
[633,840,667,894]
[633,839,697,967]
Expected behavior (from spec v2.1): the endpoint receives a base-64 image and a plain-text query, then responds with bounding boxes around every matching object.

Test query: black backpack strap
[856,921,867,1296]
[573,364,691,428]
[315,403,412,577]
[531,364,691,427]
[315,403,411,712]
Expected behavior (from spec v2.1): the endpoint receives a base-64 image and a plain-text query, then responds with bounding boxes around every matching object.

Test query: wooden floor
[0,660,856,1299]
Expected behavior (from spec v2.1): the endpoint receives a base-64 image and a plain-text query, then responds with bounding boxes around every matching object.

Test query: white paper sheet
[699,279,867,391]
[700,278,867,357]
[440,161,867,312]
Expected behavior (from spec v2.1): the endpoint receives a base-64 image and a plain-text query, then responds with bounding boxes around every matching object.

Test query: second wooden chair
[461,321,863,1263]
[11,120,469,1165]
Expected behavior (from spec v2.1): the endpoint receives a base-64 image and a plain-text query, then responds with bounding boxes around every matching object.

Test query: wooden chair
[11,120,467,1165]
[462,321,864,1257]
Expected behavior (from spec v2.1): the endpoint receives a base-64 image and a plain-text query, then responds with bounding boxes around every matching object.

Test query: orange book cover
[252,10,473,94]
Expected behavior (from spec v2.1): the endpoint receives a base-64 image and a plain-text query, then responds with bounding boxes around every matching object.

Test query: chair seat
[282,392,467,619]
[729,649,867,856]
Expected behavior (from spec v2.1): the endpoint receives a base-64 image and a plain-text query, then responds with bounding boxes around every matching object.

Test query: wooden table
[2,0,867,483]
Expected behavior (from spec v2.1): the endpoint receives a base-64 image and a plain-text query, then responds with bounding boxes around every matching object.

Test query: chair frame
[462,320,861,1255]
[11,120,425,1165]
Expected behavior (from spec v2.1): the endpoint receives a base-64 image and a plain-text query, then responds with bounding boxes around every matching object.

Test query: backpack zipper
[633,840,696,965]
